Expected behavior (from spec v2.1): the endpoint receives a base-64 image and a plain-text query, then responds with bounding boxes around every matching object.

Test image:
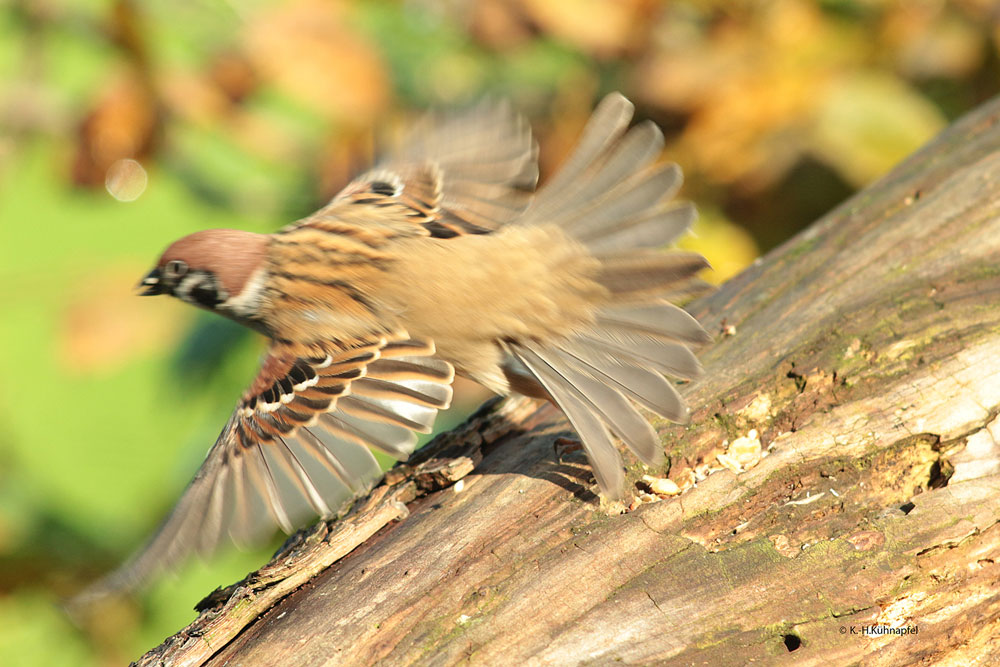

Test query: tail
[507,93,711,499]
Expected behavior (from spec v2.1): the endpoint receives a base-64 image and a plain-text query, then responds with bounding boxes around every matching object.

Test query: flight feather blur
[80,93,709,603]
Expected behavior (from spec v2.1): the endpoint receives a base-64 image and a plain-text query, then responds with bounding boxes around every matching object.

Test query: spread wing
[286,99,538,240]
[76,337,453,602]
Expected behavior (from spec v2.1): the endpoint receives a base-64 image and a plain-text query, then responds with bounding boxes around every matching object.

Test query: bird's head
[138,229,270,312]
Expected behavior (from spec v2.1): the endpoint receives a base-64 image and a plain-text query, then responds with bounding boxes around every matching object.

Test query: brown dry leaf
[161,52,258,128]
[208,52,259,105]
[58,265,186,375]
[314,124,375,200]
[517,0,654,58]
[160,71,230,128]
[883,3,984,79]
[73,70,158,187]
[162,69,303,166]
[640,1,864,191]
[243,0,390,120]
[681,4,845,189]
[230,111,315,166]
[633,44,731,115]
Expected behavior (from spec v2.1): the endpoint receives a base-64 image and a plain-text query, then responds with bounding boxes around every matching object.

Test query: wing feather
[514,346,626,499]
[286,99,538,240]
[71,336,454,605]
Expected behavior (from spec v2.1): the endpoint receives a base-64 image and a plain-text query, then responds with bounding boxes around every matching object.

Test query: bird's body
[392,226,604,392]
[78,93,710,603]
[273,222,604,393]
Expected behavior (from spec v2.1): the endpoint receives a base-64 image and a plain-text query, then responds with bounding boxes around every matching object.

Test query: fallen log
[138,94,1000,666]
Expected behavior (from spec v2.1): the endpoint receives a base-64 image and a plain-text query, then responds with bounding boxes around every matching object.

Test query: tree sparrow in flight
[82,93,709,601]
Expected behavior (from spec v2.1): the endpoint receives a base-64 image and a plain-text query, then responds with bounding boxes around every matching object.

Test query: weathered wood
[138,96,1000,666]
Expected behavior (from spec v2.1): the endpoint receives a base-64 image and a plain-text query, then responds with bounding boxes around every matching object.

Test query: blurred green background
[0,0,995,663]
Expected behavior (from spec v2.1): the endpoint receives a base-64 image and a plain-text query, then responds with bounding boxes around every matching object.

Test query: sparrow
[82,93,710,601]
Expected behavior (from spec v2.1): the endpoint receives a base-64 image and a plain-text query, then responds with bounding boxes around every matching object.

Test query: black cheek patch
[189,283,223,308]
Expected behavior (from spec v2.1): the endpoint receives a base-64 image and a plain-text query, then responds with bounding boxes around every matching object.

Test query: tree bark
[138,96,1000,666]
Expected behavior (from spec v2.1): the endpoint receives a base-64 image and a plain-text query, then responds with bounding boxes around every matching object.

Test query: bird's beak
[137,268,163,296]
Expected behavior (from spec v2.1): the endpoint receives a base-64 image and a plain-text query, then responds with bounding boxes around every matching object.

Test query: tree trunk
[137,96,1000,666]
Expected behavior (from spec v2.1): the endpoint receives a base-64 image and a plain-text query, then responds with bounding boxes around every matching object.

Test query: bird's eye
[164,259,189,279]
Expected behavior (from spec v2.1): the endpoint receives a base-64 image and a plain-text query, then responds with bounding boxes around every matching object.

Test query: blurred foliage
[0,0,996,663]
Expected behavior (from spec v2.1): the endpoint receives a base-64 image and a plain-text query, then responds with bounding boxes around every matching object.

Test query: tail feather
[536,346,660,463]
[578,329,703,380]
[515,346,627,498]
[596,302,712,345]
[661,277,714,303]
[504,93,711,498]
[556,338,687,424]
[595,251,709,299]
